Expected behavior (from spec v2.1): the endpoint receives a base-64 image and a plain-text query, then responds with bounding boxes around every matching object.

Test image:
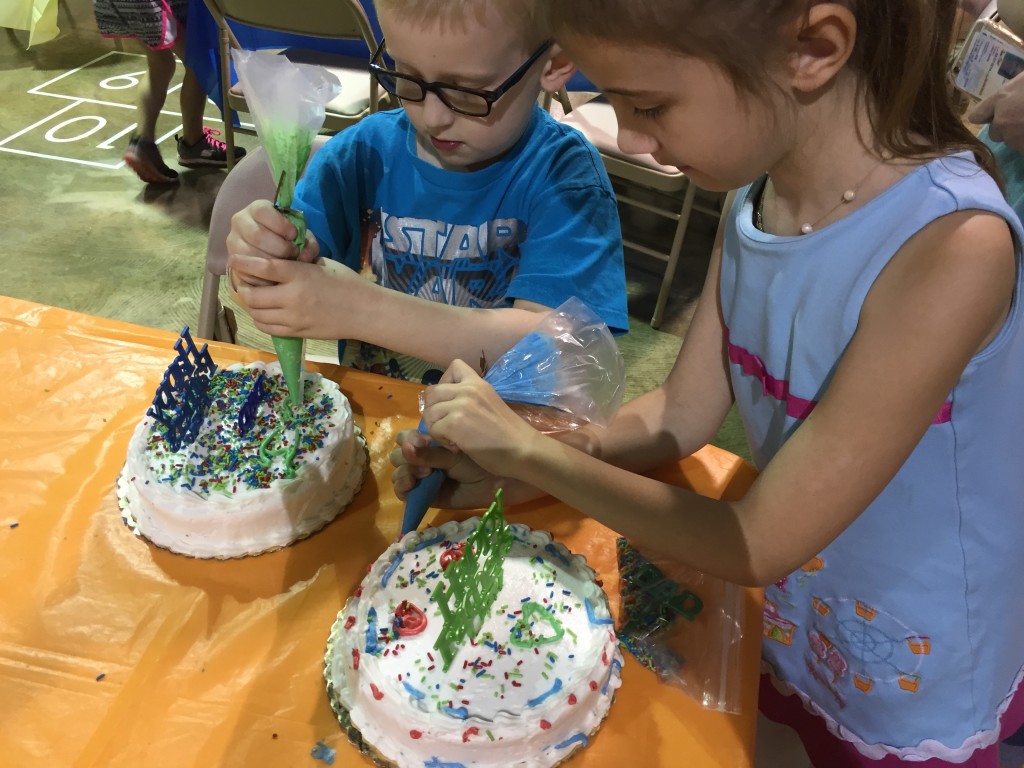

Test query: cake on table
[325,492,623,768]
[116,327,367,559]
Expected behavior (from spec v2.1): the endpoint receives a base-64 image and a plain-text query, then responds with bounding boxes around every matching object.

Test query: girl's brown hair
[545,0,997,179]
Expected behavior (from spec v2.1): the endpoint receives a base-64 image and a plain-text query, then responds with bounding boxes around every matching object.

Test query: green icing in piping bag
[264,121,315,414]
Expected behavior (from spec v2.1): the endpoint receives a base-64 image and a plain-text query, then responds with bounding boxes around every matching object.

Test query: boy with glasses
[225,0,627,384]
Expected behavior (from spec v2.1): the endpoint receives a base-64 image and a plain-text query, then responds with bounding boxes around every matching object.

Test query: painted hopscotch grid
[0,50,225,170]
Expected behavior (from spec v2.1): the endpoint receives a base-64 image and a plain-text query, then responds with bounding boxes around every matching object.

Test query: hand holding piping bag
[400,297,626,533]
[231,49,341,409]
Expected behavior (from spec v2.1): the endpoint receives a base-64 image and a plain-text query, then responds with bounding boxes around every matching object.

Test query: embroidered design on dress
[805,596,931,704]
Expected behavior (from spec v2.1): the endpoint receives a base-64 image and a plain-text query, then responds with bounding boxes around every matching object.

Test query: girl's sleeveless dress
[721,153,1024,765]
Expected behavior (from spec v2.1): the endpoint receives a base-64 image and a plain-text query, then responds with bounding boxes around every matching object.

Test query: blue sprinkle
[9,523,18,529]
[95,673,106,681]
[310,740,336,764]
[440,705,469,720]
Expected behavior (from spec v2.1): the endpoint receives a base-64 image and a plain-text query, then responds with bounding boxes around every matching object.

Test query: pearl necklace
[757,154,889,235]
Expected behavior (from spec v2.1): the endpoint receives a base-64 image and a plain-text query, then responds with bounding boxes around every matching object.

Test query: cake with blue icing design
[324,502,622,767]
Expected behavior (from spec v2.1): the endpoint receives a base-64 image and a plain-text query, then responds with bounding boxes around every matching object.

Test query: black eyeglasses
[370,38,554,117]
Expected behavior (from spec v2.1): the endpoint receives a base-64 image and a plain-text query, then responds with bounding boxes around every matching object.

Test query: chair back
[545,87,723,328]
[210,0,376,48]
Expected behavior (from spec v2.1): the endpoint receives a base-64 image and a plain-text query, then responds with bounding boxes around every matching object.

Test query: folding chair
[198,135,330,342]
[201,0,385,169]
[548,91,724,329]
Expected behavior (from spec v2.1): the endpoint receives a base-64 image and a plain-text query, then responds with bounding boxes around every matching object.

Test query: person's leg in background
[172,33,246,168]
[123,46,180,184]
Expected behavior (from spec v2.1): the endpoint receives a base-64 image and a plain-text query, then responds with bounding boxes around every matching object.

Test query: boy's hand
[228,257,358,338]
[390,426,539,509]
[226,200,319,289]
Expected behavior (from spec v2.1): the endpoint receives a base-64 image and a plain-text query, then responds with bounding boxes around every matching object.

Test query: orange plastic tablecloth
[0,297,763,767]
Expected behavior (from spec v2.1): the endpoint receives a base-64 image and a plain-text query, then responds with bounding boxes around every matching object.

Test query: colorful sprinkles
[142,368,333,498]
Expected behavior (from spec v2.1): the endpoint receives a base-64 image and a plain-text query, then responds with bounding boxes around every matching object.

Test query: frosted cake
[325,496,622,767]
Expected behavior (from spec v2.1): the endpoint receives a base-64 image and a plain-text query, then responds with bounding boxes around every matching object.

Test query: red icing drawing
[394,600,427,636]
[440,542,466,571]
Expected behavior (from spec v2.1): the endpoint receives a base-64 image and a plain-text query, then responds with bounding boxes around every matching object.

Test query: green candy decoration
[431,489,515,671]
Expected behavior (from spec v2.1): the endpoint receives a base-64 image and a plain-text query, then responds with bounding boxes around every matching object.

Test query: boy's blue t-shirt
[294,105,628,383]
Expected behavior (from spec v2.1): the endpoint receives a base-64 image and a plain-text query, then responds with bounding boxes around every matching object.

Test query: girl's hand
[419,360,543,479]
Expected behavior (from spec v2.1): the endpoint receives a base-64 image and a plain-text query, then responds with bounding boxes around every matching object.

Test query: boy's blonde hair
[374,0,547,50]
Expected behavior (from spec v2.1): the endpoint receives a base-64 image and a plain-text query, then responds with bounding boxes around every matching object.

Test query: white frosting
[117,361,366,558]
[325,518,623,768]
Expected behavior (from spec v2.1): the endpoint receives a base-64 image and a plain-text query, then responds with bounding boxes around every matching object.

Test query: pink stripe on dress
[726,334,952,425]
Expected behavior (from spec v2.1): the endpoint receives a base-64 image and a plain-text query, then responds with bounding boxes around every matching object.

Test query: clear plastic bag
[229,49,341,410]
[403,297,624,532]
[616,538,746,713]
[230,49,341,209]
[483,295,625,432]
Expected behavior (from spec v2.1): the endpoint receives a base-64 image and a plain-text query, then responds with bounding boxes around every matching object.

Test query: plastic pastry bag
[231,49,341,409]
[617,538,746,713]
[401,296,625,533]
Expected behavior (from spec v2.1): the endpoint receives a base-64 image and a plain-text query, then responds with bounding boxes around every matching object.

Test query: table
[0,296,762,767]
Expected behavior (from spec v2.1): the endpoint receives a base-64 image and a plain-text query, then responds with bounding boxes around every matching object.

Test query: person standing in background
[93,0,246,184]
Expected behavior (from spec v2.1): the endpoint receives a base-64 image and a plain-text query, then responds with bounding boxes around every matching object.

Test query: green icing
[257,425,300,478]
[509,600,565,648]
[431,489,514,671]
[272,335,304,411]
[263,121,314,209]
[264,121,314,424]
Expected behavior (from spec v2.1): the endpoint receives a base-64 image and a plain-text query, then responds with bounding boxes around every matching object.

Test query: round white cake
[117,361,367,558]
[325,517,623,768]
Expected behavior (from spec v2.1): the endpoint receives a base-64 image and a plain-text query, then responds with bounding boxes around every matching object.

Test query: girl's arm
[423,210,1014,586]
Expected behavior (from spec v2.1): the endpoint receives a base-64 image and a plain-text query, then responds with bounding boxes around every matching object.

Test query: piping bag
[231,49,341,409]
[401,297,625,533]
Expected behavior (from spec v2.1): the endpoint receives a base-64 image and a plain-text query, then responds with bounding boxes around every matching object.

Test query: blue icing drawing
[365,607,379,654]
[553,732,589,751]
[544,542,572,568]
[382,551,405,588]
[424,759,467,768]
[527,678,562,708]
[403,681,426,700]
[440,704,469,720]
[585,597,614,626]
[602,658,623,695]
